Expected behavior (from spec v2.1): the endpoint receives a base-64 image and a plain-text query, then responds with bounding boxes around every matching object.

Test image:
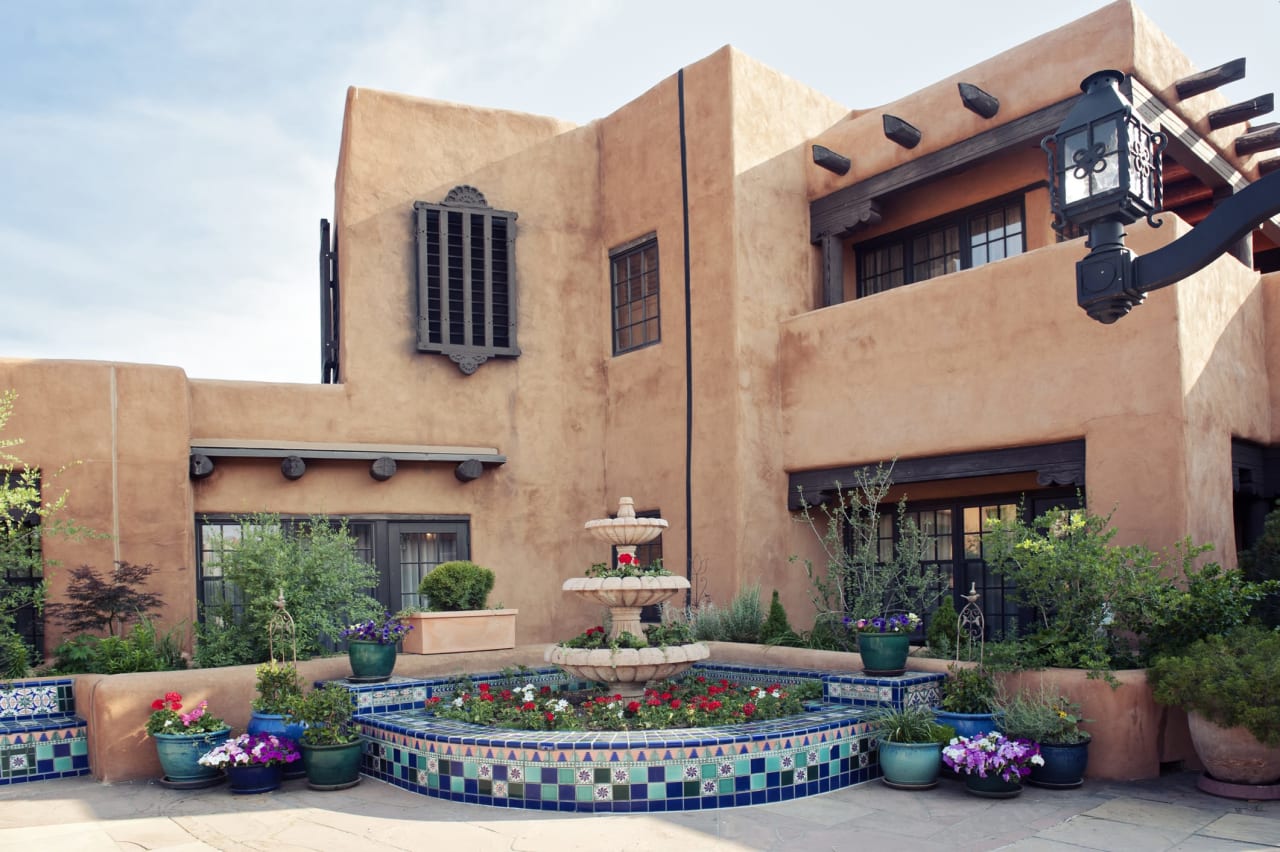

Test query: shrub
[995,686,1089,744]
[43,561,162,637]
[196,515,382,664]
[419,561,494,612]
[1148,625,1280,747]
[684,585,763,643]
[761,590,801,645]
[1235,505,1280,629]
[862,703,955,744]
[290,682,358,746]
[253,661,302,714]
[939,664,997,714]
[52,616,185,674]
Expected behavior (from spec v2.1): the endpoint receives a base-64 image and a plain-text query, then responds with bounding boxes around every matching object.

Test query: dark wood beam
[1260,158,1280,176]
[1208,94,1274,130]
[189,453,214,480]
[812,145,851,176]
[882,114,921,149]
[455,459,484,482]
[370,457,397,481]
[1174,58,1246,100]
[1237,123,1280,156]
[958,83,999,119]
[821,234,843,307]
[281,456,306,481]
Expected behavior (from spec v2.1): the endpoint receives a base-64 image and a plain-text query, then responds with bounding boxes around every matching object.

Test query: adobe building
[3,0,1277,657]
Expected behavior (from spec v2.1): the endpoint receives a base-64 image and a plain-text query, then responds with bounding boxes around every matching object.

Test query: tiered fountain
[544,497,709,696]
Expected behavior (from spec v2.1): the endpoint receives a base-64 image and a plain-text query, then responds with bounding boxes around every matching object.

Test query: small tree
[44,561,163,637]
[792,463,949,651]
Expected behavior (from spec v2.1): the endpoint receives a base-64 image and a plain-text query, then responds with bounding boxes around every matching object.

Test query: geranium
[848,612,921,634]
[585,553,671,578]
[340,611,412,645]
[198,732,301,769]
[144,692,227,736]
[942,732,1044,783]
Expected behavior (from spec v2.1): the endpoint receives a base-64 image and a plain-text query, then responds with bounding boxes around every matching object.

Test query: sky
[3,0,1277,384]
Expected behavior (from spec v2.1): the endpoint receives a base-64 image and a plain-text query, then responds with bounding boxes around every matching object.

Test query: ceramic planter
[963,772,1023,798]
[300,740,363,790]
[400,609,518,654]
[1029,736,1091,788]
[226,762,283,794]
[933,709,999,741]
[152,727,232,788]
[1187,711,1280,785]
[347,640,397,682]
[877,740,943,789]
[857,632,911,676]
[247,711,307,779]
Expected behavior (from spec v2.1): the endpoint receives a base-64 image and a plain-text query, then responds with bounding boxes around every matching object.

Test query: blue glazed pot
[857,632,910,676]
[1029,736,1090,788]
[347,640,397,682]
[152,727,232,786]
[226,762,283,794]
[877,740,943,789]
[247,711,307,780]
[964,772,1023,798]
[933,710,1000,741]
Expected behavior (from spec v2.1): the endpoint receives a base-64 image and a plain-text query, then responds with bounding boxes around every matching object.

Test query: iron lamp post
[1044,70,1280,323]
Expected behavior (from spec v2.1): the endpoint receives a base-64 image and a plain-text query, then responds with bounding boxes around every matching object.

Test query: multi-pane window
[414,186,519,374]
[195,516,467,619]
[610,236,660,355]
[856,196,1025,297]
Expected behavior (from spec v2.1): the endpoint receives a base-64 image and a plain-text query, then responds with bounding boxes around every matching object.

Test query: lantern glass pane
[1092,120,1120,196]
[1063,129,1090,205]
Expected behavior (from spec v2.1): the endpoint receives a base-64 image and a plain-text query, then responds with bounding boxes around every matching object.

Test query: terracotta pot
[400,609,518,654]
[1187,711,1280,785]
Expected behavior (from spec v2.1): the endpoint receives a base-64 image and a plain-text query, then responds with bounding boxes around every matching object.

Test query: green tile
[750,773,765,791]
[735,758,750,776]
[463,761,479,780]
[629,766,648,783]
[765,756,782,772]
[428,773,440,789]
[70,739,87,757]
[593,767,610,784]
[647,782,666,800]
[782,769,794,785]
[558,767,575,784]
[35,743,52,760]
[612,784,629,801]
[575,785,593,802]
[449,776,464,793]
[700,763,717,780]
[665,764,684,781]
[508,782,524,798]
[478,779,492,794]
[682,780,699,797]
[541,784,557,801]
[718,777,734,794]
[794,751,807,768]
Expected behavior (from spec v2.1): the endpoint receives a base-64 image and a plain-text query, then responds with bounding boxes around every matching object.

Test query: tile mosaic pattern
[0,679,90,785]
[344,663,909,812]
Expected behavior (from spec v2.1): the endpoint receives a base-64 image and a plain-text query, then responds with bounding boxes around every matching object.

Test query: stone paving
[1,770,1277,851]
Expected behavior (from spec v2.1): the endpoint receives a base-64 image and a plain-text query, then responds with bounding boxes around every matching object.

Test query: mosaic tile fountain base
[0,678,90,785]
[347,663,944,812]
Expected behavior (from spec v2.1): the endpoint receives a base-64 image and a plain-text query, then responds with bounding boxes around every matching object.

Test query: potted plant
[340,612,411,682]
[942,732,1044,797]
[996,687,1091,788]
[852,613,921,677]
[401,560,518,654]
[145,691,231,788]
[934,664,999,740]
[862,703,955,789]
[248,660,306,778]
[197,732,301,794]
[289,682,363,790]
[1149,625,1280,786]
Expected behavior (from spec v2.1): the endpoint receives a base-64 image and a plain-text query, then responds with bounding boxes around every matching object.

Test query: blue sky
[3,0,1276,383]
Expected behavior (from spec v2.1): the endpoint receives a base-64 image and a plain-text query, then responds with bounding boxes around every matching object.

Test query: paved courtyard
[0,770,1276,851]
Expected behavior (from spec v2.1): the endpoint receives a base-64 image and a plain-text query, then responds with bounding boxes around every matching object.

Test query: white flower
[452,697,465,708]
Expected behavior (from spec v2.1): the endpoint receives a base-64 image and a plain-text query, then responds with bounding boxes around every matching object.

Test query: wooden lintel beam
[1208,94,1274,130]
[1259,158,1280,176]
[1237,123,1280,156]
[1175,58,1246,100]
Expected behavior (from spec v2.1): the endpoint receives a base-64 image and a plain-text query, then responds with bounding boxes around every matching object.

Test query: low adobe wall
[74,646,552,782]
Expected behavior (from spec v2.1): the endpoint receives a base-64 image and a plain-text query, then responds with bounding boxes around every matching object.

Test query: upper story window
[413,186,519,375]
[856,196,1025,297]
[610,235,660,355]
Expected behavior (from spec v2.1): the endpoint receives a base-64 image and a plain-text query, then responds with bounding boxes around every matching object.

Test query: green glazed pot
[964,772,1023,798]
[857,632,910,676]
[878,740,943,789]
[300,740,363,790]
[152,727,232,787]
[347,640,397,682]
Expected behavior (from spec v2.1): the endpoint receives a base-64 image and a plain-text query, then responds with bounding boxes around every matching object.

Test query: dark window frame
[854,193,1026,297]
[609,234,661,355]
[413,186,520,374]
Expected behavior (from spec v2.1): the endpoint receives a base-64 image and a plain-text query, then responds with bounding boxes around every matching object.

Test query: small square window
[610,236,660,355]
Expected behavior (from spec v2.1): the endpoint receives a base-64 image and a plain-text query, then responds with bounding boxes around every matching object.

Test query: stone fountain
[545,497,709,696]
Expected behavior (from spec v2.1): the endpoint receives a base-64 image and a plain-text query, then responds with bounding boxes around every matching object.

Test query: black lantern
[1043,70,1167,232]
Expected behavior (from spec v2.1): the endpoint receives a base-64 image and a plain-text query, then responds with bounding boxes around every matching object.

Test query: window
[413,186,519,374]
[195,516,469,619]
[1,472,44,658]
[610,235,660,354]
[856,196,1024,297]
[856,488,1079,639]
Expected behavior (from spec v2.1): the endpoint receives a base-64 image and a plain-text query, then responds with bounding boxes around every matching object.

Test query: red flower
[501,690,513,700]
[478,683,491,693]
[626,701,641,713]
[169,702,182,711]
[427,696,441,705]
[742,702,756,716]
[696,676,707,684]
[164,691,181,703]
[544,712,555,722]
[480,693,495,702]
[522,702,536,711]
[540,686,551,695]
[617,553,636,566]
[151,699,164,710]
[670,699,682,710]
[661,692,672,701]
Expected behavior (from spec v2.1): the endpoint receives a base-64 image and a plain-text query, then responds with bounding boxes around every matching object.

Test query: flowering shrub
[144,691,227,736]
[585,553,670,578]
[198,732,301,768]
[428,676,818,731]
[340,611,412,645]
[942,732,1044,783]
[849,613,921,634]
[557,621,696,650]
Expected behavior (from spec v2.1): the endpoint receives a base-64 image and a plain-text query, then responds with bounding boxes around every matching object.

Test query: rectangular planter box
[401,609,518,654]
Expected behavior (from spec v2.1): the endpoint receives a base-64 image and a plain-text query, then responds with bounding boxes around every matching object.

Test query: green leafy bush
[1148,626,1280,747]
[52,616,185,674]
[195,515,382,664]
[289,682,359,746]
[939,664,997,714]
[862,703,955,744]
[419,561,494,612]
[761,590,801,646]
[995,687,1089,744]
[685,585,763,643]
[252,661,302,714]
